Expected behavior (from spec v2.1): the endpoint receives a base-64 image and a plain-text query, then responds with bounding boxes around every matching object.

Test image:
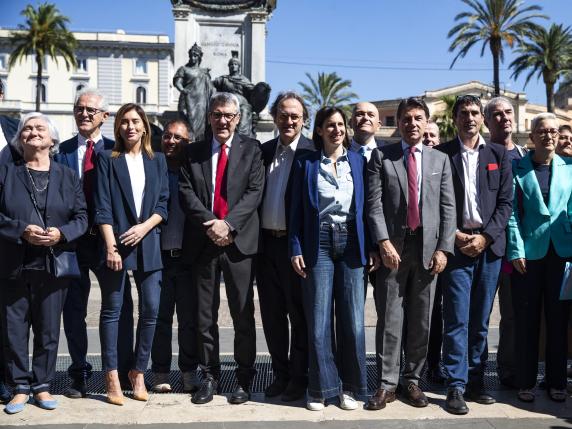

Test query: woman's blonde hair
[112,103,154,158]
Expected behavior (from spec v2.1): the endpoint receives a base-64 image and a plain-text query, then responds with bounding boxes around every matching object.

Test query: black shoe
[445,388,469,415]
[465,388,496,404]
[427,366,446,384]
[64,379,87,399]
[264,377,288,398]
[0,381,11,403]
[192,379,218,404]
[281,381,306,402]
[229,386,250,404]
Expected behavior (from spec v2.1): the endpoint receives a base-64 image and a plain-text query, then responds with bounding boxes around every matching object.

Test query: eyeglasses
[535,128,559,137]
[277,112,303,123]
[210,111,239,121]
[162,132,187,142]
[74,106,104,116]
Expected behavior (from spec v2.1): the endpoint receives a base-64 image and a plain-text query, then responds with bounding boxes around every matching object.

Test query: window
[36,83,47,103]
[0,55,6,71]
[76,58,87,72]
[135,59,147,75]
[136,86,147,104]
[385,116,395,127]
[76,83,85,93]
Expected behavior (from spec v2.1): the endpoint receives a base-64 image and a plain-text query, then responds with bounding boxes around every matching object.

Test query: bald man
[350,102,387,161]
[423,121,440,147]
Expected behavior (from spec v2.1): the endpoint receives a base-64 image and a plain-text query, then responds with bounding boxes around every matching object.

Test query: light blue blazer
[507,152,572,261]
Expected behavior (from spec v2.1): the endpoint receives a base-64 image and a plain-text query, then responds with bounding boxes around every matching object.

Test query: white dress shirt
[401,140,423,204]
[211,135,233,211]
[125,152,145,219]
[0,122,7,153]
[350,137,378,162]
[77,132,103,179]
[459,136,486,229]
[261,134,301,230]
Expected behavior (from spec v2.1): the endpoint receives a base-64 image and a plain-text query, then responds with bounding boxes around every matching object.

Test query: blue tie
[359,146,367,157]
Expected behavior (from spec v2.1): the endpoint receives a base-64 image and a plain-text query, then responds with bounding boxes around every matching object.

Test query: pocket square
[487,163,499,171]
[431,172,440,175]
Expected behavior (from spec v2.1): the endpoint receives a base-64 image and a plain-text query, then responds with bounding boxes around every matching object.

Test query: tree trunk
[546,81,555,113]
[35,55,42,112]
[490,38,501,96]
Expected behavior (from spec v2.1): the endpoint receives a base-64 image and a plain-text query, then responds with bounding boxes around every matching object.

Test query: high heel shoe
[105,370,124,406]
[128,370,149,401]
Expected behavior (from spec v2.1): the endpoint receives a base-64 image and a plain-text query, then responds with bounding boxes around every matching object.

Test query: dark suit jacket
[179,133,265,261]
[0,115,21,164]
[288,150,369,268]
[0,161,87,279]
[94,150,169,272]
[436,138,513,257]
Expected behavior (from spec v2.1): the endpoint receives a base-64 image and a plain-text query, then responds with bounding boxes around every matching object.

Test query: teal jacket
[507,152,572,261]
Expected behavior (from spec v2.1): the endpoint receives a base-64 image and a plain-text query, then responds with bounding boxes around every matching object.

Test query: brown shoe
[366,388,396,410]
[401,383,428,407]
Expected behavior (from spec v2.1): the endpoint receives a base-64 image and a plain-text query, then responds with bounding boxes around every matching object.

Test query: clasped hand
[203,219,233,247]
[22,225,61,246]
[456,232,489,257]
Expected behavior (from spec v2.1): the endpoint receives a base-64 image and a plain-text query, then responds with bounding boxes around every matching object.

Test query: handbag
[28,185,81,279]
[559,262,572,301]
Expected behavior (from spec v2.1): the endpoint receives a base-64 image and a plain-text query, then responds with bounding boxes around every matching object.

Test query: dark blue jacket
[0,161,87,279]
[55,135,115,175]
[94,150,169,272]
[288,149,369,268]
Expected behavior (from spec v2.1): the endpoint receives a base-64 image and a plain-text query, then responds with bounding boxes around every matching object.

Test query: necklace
[25,166,49,192]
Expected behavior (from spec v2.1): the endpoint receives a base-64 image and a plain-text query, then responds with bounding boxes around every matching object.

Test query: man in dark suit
[179,92,264,405]
[436,95,513,414]
[54,88,134,398]
[0,79,20,166]
[257,91,315,401]
[366,97,456,411]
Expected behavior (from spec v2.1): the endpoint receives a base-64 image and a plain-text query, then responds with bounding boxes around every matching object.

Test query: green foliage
[510,23,572,112]
[9,2,77,112]
[298,71,358,121]
[432,95,457,141]
[448,0,546,96]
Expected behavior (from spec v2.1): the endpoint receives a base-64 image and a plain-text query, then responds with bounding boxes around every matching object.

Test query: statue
[173,43,214,141]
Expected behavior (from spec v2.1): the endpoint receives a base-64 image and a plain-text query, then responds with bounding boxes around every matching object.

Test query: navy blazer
[55,135,115,175]
[437,138,513,257]
[0,161,87,279]
[94,150,169,272]
[0,115,19,144]
[288,149,369,268]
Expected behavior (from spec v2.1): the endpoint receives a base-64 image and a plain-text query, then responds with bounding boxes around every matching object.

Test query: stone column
[249,11,268,83]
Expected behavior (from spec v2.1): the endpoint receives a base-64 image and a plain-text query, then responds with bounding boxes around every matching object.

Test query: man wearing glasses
[179,92,264,405]
[55,88,134,398]
[257,92,315,402]
[436,95,513,414]
[150,120,200,394]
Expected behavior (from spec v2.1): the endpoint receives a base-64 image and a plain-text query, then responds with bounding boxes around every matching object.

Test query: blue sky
[1,0,571,107]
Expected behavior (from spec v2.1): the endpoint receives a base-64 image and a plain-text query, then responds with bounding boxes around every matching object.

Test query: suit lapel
[547,155,567,215]
[308,154,319,211]
[515,154,550,216]
[140,153,154,219]
[421,148,432,218]
[389,145,408,204]
[200,140,213,200]
[477,145,488,212]
[66,136,80,174]
[450,145,465,189]
[226,134,243,205]
[348,152,363,212]
[112,154,137,219]
[44,162,62,225]
[15,165,33,195]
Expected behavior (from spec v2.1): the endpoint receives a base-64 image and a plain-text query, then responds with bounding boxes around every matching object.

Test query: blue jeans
[441,248,501,390]
[99,268,161,372]
[302,223,367,400]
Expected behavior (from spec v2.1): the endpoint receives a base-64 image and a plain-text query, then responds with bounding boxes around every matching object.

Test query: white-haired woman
[0,112,87,414]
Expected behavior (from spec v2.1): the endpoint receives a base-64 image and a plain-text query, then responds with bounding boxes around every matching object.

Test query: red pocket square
[487,163,499,171]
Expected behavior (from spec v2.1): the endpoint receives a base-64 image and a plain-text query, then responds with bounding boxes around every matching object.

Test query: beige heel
[128,370,149,401]
[105,370,125,406]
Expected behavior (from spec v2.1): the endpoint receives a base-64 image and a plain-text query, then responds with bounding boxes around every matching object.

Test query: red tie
[407,146,420,231]
[83,140,95,213]
[213,143,228,219]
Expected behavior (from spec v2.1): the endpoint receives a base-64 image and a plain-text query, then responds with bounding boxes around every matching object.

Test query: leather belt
[163,249,182,258]
[263,229,287,238]
[319,221,355,231]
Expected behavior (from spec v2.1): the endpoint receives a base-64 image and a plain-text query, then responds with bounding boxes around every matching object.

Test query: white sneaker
[339,392,358,410]
[306,397,325,411]
[151,372,172,393]
[182,370,201,393]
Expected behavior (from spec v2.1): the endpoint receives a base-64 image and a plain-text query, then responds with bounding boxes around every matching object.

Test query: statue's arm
[173,67,186,92]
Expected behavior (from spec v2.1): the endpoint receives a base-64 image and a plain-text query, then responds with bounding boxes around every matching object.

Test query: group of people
[0,78,571,416]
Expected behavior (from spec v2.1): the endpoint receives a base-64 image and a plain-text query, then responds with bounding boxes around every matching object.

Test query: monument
[171,0,276,140]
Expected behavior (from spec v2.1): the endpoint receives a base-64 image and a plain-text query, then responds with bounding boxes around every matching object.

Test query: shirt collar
[350,137,377,153]
[78,132,103,147]
[321,147,348,164]
[401,140,423,153]
[212,134,234,149]
[458,134,486,153]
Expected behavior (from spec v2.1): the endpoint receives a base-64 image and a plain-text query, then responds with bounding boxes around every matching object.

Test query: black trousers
[193,242,256,386]
[151,253,198,373]
[426,276,443,369]
[256,232,308,384]
[511,244,569,390]
[0,271,69,394]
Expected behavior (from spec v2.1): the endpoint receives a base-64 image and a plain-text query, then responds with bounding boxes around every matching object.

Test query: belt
[404,227,421,236]
[319,221,355,231]
[263,229,287,238]
[163,249,182,258]
[460,228,483,235]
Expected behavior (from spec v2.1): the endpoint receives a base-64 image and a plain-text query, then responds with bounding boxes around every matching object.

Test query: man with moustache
[179,92,264,405]
[366,97,456,411]
[483,97,526,388]
[257,91,315,401]
[557,124,572,157]
[436,95,512,414]
[151,120,200,393]
[423,120,440,147]
[55,88,134,398]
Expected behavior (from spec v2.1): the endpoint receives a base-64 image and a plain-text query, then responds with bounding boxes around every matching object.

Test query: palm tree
[448,0,546,96]
[432,95,457,141]
[9,2,77,112]
[510,24,572,112]
[298,71,358,119]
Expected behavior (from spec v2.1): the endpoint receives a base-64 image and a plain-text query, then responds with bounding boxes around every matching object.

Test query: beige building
[0,28,173,140]
[370,80,572,144]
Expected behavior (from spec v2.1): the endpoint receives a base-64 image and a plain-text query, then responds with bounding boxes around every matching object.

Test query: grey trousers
[374,234,437,391]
